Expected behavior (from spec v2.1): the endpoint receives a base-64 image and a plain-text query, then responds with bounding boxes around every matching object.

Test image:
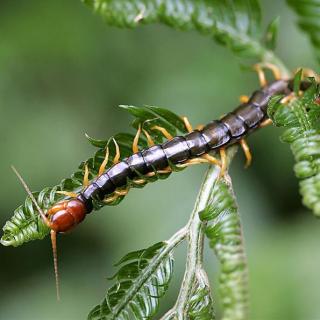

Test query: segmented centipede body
[47,78,300,234]
[10,74,313,300]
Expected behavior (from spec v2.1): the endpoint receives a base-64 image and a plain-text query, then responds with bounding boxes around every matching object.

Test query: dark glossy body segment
[78,79,296,212]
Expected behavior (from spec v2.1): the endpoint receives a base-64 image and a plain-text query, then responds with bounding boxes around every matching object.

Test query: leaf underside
[268,76,320,216]
[1,106,187,247]
[88,242,174,320]
[200,179,249,320]
[83,0,274,60]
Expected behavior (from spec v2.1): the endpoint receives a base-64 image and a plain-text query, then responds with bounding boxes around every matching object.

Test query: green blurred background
[0,1,320,319]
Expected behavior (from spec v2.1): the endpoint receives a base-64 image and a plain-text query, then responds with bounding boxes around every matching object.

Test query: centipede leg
[145,167,172,178]
[299,68,320,83]
[239,95,249,104]
[98,146,110,176]
[103,187,130,204]
[133,179,147,185]
[196,124,204,130]
[115,187,130,196]
[254,63,283,87]
[219,148,227,177]
[157,167,172,174]
[146,171,156,178]
[113,139,121,164]
[239,139,252,168]
[143,129,155,147]
[182,116,193,133]
[56,191,78,198]
[132,124,142,153]
[103,194,118,204]
[151,125,173,140]
[182,115,204,132]
[260,119,273,128]
[202,153,221,166]
[176,157,215,169]
[263,62,282,80]
[83,163,89,187]
[281,94,295,105]
[253,64,267,87]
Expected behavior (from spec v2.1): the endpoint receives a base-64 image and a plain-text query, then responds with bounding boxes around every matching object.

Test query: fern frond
[200,178,249,320]
[268,77,320,216]
[83,0,287,68]
[87,241,175,320]
[1,106,187,247]
[287,0,320,63]
[187,269,215,320]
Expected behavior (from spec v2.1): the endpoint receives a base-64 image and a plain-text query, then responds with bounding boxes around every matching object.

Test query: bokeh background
[0,1,319,319]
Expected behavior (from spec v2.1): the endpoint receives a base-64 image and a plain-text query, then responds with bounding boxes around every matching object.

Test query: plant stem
[161,147,238,319]
[174,167,220,318]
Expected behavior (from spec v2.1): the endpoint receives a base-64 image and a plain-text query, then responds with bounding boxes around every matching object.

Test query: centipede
[10,65,315,299]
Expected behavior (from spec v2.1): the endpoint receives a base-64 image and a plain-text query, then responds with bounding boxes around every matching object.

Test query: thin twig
[161,146,238,320]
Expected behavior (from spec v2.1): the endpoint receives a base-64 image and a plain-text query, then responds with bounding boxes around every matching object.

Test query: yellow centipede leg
[239,139,252,168]
[263,62,282,80]
[182,115,205,132]
[145,167,172,177]
[56,191,78,198]
[143,129,155,147]
[146,171,156,177]
[103,187,129,204]
[301,68,320,82]
[98,146,110,176]
[281,93,295,105]
[254,62,283,87]
[157,167,172,174]
[176,157,212,168]
[132,124,142,153]
[113,139,121,164]
[103,194,118,204]
[260,118,273,128]
[219,148,227,177]
[151,126,173,140]
[115,187,130,196]
[196,124,205,131]
[239,95,249,104]
[182,116,193,133]
[202,153,221,166]
[133,178,147,185]
[253,64,267,87]
[83,163,89,187]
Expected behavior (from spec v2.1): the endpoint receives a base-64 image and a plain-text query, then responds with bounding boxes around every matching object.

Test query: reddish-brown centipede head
[47,199,87,233]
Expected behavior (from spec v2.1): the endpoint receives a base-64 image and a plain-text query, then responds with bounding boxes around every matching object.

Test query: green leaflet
[287,0,320,63]
[264,16,280,51]
[268,78,320,216]
[199,179,249,320]
[83,0,275,60]
[87,242,174,320]
[1,106,187,247]
[187,270,215,320]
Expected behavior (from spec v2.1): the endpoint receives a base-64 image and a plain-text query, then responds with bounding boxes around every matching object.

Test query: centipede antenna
[51,230,60,301]
[11,166,60,301]
[11,166,51,227]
